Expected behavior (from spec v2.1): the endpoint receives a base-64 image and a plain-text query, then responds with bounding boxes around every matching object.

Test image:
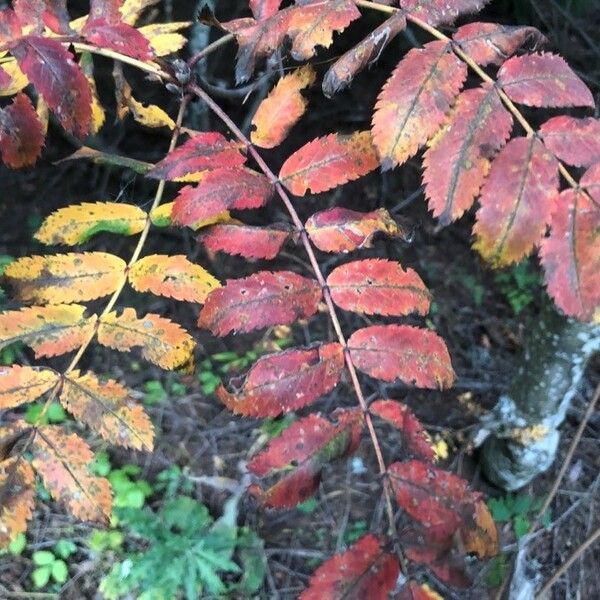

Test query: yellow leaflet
[121,0,161,25]
[80,52,105,134]
[129,96,176,129]
[129,254,220,303]
[5,252,126,304]
[36,96,49,136]
[0,366,59,410]
[150,202,232,229]
[138,22,191,56]
[98,308,195,371]
[0,59,28,97]
[61,370,154,451]
[35,202,147,245]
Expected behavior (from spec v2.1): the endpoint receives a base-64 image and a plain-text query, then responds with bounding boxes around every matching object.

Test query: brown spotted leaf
[0,366,59,410]
[300,534,399,600]
[423,85,513,225]
[11,36,92,137]
[199,271,322,336]
[348,325,455,389]
[540,189,600,320]
[400,0,490,25]
[372,40,468,169]
[0,93,44,168]
[279,131,379,195]
[128,254,220,303]
[305,207,406,253]
[172,168,273,227]
[323,11,407,97]
[98,308,195,370]
[474,136,559,266]
[453,22,545,67]
[498,52,594,108]
[197,222,290,260]
[5,252,126,305]
[61,371,153,451]
[540,116,600,168]
[0,305,97,359]
[0,457,35,548]
[251,65,316,148]
[35,202,147,246]
[217,343,344,417]
[31,427,112,522]
[327,259,430,316]
[370,400,435,461]
[248,408,362,507]
[146,133,246,182]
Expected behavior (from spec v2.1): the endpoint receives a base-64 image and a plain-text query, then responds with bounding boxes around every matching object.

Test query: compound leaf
[0,457,35,548]
[35,202,147,245]
[199,271,322,336]
[279,131,379,195]
[11,36,92,137]
[172,168,273,227]
[0,366,59,410]
[31,426,112,523]
[370,400,434,461]
[300,534,399,600]
[348,325,455,389]
[540,189,600,321]
[216,343,344,417]
[98,308,195,370]
[251,65,316,149]
[474,136,558,266]
[0,93,44,168]
[372,40,467,169]
[423,85,513,225]
[5,252,126,304]
[61,371,153,451]
[128,254,220,303]
[0,304,97,358]
[540,116,600,168]
[498,52,594,108]
[198,222,290,260]
[305,207,405,253]
[248,408,362,507]
[327,259,430,316]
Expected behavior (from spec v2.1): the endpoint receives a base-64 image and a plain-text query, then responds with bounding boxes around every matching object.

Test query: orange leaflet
[0,457,35,547]
[0,365,59,410]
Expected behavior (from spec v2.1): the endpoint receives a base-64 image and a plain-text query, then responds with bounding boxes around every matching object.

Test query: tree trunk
[479,306,600,491]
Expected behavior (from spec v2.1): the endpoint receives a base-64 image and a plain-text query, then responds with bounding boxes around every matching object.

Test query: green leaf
[513,515,530,539]
[32,550,55,566]
[488,497,512,522]
[238,529,265,594]
[90,451,112,477]
[297,497,318,514]
[47,402,67,423]
[54,539,77,559]
[32,566,52,589]
[8,533,27,555]
[486,554,508,587]
[51,559,69,584]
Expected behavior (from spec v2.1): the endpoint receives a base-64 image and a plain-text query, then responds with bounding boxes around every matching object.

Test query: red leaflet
[216,343,344,417]
[248,409,362,507]
[453,22,545,67]
[198,223,290,260]
[474,137,558,266]
[147,133,245,182]
[11,36,92,137]
[540,116,600,168]
[13,0,72,35]
[540,189,600,321]
[82,19,154,62]
[305,207,406,253]
[372,40,467,169]
[0,93,44,168]
[581,163,600,204]
[322,11,407,97]
[498,52,594,108]
[405,542,471,588]
[400,0,490,25]
[389,460,481,541]
[89,0,123,23]
[198,271,322,336]
[424,85,513,225]
[300,534,399,600]
[348,325,455,389]
[224,0,360,83]
[172,168,273,227]
[279,131,379,195]
[327,259,431,316]
[249,0,283,20]
[370,399,434,461]
[0,9,22,46]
